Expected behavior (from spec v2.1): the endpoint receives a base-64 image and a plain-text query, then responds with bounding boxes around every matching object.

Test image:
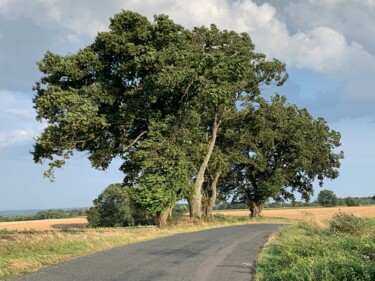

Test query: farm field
[0,217,88,231]
[0,206,374,231]
[215,205,375,220]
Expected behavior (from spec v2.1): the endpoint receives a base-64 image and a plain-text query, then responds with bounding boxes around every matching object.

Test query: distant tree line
[0,208,87,222]
[215,191,375,209]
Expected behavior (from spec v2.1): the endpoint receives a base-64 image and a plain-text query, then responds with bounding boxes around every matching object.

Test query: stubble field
[0,217,88,231]
[216,205,375,220]
[0,206,374,231]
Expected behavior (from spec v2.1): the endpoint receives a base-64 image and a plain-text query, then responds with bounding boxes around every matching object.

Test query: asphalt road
[12,224,282,281]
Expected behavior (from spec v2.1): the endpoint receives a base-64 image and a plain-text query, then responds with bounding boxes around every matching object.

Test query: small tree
[345,196,358,207]
[87,183,152,227]
[317,189,338,207]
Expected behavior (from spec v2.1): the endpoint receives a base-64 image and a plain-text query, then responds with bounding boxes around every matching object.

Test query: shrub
[329,212,367,236]
[87,184,154,227]
[172,204,188,222]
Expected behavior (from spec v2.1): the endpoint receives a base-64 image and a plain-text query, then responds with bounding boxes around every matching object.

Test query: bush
[329,212,368,236]
[87,184,154,227]
[172,204,188,222]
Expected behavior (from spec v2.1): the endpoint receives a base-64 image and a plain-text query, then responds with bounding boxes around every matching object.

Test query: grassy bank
[255,213,375,281]
[0,215,287,281]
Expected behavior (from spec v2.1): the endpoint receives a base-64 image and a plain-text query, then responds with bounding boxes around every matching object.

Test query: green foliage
[123,118,196,218]
[32,10,288,220]
[171,204,189,222]
[87,183,153,227]
[31,10,342,221]
[0,209,87,222]
[208,214,249,223]
[345,196,359,206]
[317,189,338,207]
[32,11,199,178]
[256,215,375,281]
[219,96,343,216]
[329,213,371,236]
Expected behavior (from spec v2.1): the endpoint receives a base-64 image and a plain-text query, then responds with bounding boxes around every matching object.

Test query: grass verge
[255,213,375,281]
[0,215,287,281]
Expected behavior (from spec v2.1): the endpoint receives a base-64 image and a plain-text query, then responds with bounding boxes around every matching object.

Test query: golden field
[0,206,374,231]
[215,205,375,220]
[0,217,88,231]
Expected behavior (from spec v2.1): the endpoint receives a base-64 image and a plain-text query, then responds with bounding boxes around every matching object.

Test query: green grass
[255,213,375,281]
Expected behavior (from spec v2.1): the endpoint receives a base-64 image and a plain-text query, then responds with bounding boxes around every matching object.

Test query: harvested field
[1,206,374,230]
[215,205,375,220]
[0,217,88,231]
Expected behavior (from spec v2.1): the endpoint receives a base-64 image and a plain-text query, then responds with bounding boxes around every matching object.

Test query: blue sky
[1,0,374,211]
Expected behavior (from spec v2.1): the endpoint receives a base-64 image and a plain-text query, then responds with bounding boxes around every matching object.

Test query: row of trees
[316,190,375,207]
[0,209,87,222]
[32,11,343,227]
[217,193,375,209]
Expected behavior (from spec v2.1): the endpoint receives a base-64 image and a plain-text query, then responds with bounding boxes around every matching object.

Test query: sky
[1,0,374,211]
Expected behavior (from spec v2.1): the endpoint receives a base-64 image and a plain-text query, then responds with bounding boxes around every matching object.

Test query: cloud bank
[0,0,374,122]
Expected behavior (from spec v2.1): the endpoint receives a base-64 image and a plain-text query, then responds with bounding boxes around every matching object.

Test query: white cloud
[1,0,375,120]
[0,0,9,10]
[1,0,374,77]
[0,128,38,148]
[0,91,35,119]
[0,90,40,149]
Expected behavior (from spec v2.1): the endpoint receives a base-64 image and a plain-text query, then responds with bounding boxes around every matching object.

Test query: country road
[12,224,282,281]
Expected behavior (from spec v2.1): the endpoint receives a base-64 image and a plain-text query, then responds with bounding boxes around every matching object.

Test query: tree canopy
[218,96,343,217]
[33,10,342,225]
[86,183,153,227]
[317,189,338,207]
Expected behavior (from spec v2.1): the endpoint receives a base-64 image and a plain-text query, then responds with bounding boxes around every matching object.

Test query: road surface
[12,224,282,281]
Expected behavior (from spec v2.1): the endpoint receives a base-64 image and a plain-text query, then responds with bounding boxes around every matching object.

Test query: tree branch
[122,131,146,152]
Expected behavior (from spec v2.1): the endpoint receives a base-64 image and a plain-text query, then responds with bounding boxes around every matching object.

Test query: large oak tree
[218,96,343,217]
[33,10,287,219]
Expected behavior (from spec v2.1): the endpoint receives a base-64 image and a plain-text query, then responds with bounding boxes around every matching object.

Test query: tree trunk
[205,171,221,218]
[187,196,193,218]
[156,206,172,228]
[190,114,220,219]
[249,202,264,218]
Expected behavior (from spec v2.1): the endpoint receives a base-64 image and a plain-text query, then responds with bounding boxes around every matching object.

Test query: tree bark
[249,202,264,218]
[190,114,220,219]
[205,171,221,218]
[187,196,193,219]
[156,206,172,228]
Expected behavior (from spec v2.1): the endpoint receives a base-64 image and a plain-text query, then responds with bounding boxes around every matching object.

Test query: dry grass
[215,205,375,220]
